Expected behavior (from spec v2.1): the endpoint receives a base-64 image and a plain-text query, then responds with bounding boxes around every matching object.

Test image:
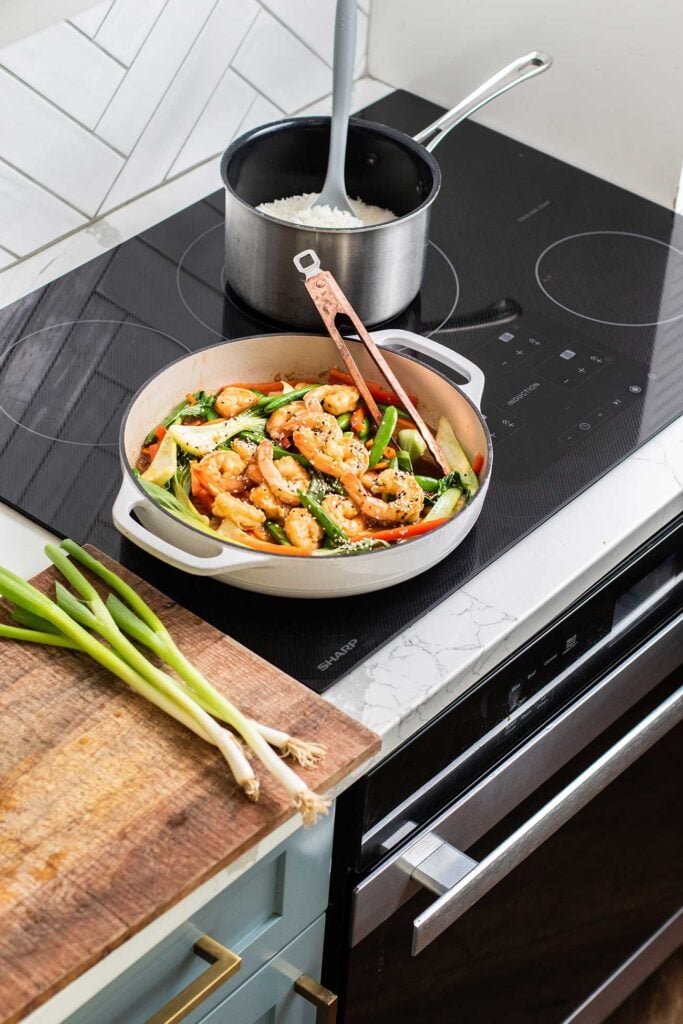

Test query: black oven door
[345,626,682,1024]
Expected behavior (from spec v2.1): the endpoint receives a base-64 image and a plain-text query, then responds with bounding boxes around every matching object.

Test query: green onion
[59,542,329,822]
[368,406,398,469]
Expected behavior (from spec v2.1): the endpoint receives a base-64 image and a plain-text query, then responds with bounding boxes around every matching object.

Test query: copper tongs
[293,250,450,475]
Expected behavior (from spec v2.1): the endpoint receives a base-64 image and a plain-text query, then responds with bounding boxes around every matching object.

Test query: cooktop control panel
[473,315,649,476]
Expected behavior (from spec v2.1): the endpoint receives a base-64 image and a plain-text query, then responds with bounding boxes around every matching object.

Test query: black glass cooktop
[0,91,681,692]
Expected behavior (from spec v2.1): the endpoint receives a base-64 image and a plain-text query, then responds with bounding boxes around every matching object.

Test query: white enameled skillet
[114,330,492,598]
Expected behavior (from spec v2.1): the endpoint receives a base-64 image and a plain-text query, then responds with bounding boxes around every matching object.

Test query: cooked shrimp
[231,437,257,461]
[195,450,246,496]
[212,492,266,529]
[250,482,287,521]
[284,507,324,549]
[214,386,258,419]
[308,384,359,415]
[341,468,425,524]
[257,440,310,506]
[294,430,369,479]
[322,495,367,538]
[266,401,306,441]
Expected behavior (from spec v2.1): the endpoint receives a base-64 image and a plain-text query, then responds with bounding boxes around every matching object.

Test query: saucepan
[113,331,492,599]
[220,52,551,328]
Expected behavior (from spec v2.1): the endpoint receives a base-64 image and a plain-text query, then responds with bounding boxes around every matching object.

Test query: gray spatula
[311,0,358,218]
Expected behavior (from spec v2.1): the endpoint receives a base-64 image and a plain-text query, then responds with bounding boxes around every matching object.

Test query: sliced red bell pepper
[472,452,484,476]
[154,425,167,441]
[359,517,451,542]
[328,367,418,407]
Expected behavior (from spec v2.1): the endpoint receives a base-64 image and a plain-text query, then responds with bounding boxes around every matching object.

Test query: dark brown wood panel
[0,548,379,1023]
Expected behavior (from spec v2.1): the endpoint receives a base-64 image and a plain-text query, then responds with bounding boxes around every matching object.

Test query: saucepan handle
[372,329,486,409]
[113,475,263,576]
[413,52,552,153]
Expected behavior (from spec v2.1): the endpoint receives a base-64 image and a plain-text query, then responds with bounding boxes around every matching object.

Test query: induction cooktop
[0,90,681,692]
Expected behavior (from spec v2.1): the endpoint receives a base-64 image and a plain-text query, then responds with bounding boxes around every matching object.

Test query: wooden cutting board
[0,548,380,1024]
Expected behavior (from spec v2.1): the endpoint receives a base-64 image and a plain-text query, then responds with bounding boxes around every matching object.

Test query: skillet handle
[113,475,263,576]
[372,329,486,408]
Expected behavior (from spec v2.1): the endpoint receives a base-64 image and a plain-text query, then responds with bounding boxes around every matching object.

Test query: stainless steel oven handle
[411,684,682,955]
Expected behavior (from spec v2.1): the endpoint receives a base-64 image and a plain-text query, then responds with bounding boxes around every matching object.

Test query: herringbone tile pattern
[0,0,370,266]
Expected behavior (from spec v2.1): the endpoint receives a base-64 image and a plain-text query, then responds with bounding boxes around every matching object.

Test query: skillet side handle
[113,476,263,576]
[372,329,486,409]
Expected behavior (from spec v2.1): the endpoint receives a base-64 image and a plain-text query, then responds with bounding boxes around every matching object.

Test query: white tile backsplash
[170,68,257,176]
[1,22,125,130]
[94,0,166,67]
[0,160,87,255]
[95,0,218,153]
[232,9,331,114]
[0,0,372,271]
[0,247,16,269]
[69,1,113,38]
[0,71,123,215]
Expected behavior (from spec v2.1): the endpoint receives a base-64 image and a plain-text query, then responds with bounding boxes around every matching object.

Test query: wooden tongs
[293,250,451,475]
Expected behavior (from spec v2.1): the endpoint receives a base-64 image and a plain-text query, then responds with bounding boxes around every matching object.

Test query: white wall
[369,0,683,209]
[0,0,373,269]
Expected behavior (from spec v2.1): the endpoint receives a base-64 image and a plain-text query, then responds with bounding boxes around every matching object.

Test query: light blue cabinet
[67,813,334,1024]
[201,916,325,1024]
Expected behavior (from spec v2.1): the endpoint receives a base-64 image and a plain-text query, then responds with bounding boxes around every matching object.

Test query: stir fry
[135,370,485,556]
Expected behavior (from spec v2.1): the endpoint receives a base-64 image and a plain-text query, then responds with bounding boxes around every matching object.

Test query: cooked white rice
[256,192,396,229]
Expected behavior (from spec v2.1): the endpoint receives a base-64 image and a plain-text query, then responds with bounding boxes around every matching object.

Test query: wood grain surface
[0,548,379,1024]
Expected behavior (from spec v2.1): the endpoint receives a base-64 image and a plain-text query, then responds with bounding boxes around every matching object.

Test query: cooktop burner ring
[535,230,683,327]
[0,319,189,447]
[176,224,461,337]
[423,240,460,337]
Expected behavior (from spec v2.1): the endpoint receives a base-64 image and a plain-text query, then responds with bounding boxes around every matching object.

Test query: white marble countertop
[2,81,682,1022]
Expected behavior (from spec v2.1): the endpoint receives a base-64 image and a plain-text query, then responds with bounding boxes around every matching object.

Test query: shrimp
[294,429,369,479]
[212,492,266,530]
[284,507,324,550]
[250,482,288,521]
[341,468,425,524]
[308,384,359,415]
[321,495,367,538]
[195,450,246,496]
[214,386,258,418]
[257,440,310,505]
[266,400,307,441]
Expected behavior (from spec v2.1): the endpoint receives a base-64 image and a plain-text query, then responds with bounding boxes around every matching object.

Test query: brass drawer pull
[146,935,241,1024]
[294,974,338,1024]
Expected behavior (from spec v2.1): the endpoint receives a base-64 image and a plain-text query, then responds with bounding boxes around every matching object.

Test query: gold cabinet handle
[294,974,338,1024]
[146,935,241,1024]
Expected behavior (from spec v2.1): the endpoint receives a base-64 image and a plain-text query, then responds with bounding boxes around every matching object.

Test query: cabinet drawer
[68,813,334,1024]
[201,915,326,1024]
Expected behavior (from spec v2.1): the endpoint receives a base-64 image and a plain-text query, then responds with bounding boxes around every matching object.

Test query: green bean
[298,490,348,546]
[358,414,371,441]
[415,474,440,492]
[368,406,398,469]
[336,412,351,430]
[266,523,291,545]
[258,385,318,414]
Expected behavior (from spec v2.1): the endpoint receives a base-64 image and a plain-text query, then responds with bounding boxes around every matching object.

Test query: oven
[323,514,682,1023]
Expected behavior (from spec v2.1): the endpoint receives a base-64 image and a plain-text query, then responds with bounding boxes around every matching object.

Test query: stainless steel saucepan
[220,52,552,328]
